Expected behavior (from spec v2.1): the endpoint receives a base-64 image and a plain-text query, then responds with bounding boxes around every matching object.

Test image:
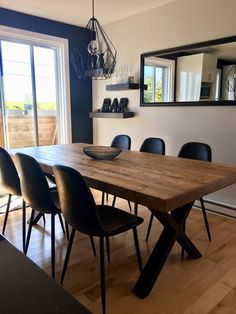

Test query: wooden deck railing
[0,112,56,148]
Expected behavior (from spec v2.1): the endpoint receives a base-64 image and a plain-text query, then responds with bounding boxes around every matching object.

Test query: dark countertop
[0,235,91,314]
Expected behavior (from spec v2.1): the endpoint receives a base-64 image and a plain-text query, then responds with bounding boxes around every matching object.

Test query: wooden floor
[0,191,236,314]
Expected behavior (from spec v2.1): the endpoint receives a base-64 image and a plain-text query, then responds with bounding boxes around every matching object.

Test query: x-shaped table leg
[133,202,202,299]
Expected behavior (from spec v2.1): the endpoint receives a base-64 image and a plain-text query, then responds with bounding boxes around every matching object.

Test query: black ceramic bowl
[83,146,122,160]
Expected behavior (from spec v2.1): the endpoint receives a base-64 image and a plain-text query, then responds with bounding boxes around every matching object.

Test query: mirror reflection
[141,37,236,105]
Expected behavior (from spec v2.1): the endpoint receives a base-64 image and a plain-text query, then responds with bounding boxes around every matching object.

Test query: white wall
[92,0,236,215]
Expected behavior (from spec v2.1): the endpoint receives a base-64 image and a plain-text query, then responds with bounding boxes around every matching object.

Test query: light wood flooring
[0,191,236,314]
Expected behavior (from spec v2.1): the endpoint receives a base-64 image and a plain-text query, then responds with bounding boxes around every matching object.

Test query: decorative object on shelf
[71,0,117,80]
[83,146,122,160]
[128,76,134,83]
[101,98,111,112]
[109,98,119,112]
[119,98,129,113]
[101,98,129,113]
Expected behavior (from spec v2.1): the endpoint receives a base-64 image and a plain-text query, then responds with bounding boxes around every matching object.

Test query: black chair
[53,164,143,314]
[102,134,132,211]
[178,142,212,241]
[146,141,212,242]
[132,138,166,241]
[15,153,96,279]
[110,134,131,150]
[135,137,165,215]
[0,147,26,252]
[139,137,165,155]
[15,153,63,279]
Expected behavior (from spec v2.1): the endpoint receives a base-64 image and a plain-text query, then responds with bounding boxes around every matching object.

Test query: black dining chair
[15,153,96,279]
[15,153,62,279]
[0,147,26,252]
[135,137,165,218]
[102,134,132,211]
[110,134,131,150]
[178,142,212,241]
[53,164,143,314]
[146,141,212,242]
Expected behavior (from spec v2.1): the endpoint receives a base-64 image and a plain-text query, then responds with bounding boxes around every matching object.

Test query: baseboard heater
[194,198,236,219]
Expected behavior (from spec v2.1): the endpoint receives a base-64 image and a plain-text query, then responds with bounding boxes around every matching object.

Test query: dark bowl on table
[83,146,122,160]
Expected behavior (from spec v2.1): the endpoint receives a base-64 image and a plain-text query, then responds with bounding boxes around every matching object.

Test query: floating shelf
[106,83,147,91]
[89,112,135,119]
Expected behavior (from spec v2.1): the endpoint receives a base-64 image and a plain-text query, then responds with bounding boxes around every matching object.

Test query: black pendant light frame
[71,0,117,80]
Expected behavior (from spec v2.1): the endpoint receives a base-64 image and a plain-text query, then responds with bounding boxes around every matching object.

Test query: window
[143,57,175,103]
[0,26,71,148]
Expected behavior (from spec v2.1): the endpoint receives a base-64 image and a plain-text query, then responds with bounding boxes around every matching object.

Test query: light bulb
[88,40,99,55]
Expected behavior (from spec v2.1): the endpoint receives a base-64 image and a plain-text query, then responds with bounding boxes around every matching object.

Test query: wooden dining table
[10,143,236,299]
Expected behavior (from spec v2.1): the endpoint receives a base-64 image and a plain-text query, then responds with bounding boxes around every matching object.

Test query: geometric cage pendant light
[71,0,117,79]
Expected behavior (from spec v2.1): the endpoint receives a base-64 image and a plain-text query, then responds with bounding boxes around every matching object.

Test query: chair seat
[97,205,143,236]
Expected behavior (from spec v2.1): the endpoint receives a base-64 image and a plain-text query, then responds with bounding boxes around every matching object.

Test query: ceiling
[1,0,177,26]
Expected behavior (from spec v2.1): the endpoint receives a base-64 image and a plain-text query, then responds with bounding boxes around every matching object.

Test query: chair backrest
[0,147,21,196]
[15,153,58,214]
[178,142,212,162]
[53,165,105,236]
[110,134,131,150]
[139,137,165,155]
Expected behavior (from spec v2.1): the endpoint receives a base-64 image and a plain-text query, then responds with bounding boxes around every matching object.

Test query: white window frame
[0,25,72,144]
[145,57,175,102]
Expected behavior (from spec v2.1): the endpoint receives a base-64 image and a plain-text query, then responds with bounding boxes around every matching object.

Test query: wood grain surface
[10,143,236,212]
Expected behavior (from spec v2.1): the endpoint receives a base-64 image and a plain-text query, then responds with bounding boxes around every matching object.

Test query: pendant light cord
[92,0,95,19]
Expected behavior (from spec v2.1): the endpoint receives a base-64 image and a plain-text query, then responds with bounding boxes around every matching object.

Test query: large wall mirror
[140,36,236,106]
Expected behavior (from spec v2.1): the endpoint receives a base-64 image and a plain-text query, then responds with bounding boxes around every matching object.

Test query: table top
[0,235,91,314]
[10,143,236,213]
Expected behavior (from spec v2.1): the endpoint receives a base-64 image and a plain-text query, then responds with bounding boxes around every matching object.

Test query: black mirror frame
[140,35,236,107]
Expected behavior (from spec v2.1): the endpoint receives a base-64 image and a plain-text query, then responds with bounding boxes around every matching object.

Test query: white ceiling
[1,0,177,26]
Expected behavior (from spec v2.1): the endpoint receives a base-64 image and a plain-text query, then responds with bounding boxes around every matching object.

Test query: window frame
[142,57,175,105]
[0,25,72,145]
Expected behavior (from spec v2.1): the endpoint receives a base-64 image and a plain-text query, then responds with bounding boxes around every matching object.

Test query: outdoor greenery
[5,101,56,110]
[144,77,162,102]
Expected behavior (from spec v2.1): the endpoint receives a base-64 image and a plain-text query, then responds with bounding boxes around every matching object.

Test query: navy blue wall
[0,8,93,143]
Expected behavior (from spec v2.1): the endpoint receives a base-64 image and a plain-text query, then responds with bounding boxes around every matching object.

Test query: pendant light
[71,0,117,79]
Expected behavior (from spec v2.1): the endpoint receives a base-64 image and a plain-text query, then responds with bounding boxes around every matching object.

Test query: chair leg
[133,227,143,273]
[112,196,116,207]
[89,235,96,256]
[22,200,26,253]
[102,192,105,205]
[60,228,76,284]
[145,212,154,242]
[200,197,211,241]
[58,213,65,235]
[128,201,132,212]
[99,237,106,314]
[42,214,46,225]
[2,194,12,234]
[25,208,35,255]
[105,236,110,262]
[134,203,138,215]
[65,221,70,240]
[181,221,186,260]
[51,214,55,279]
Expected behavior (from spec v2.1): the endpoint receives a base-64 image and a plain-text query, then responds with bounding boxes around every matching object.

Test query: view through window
[0,40,58,148]
[143,57,175,103]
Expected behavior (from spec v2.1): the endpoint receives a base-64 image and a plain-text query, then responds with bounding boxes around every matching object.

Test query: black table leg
[133,202,202,299]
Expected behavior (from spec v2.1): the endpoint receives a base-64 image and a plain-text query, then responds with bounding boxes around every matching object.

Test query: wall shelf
[89,112,135,119]
[106,83,147,91]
